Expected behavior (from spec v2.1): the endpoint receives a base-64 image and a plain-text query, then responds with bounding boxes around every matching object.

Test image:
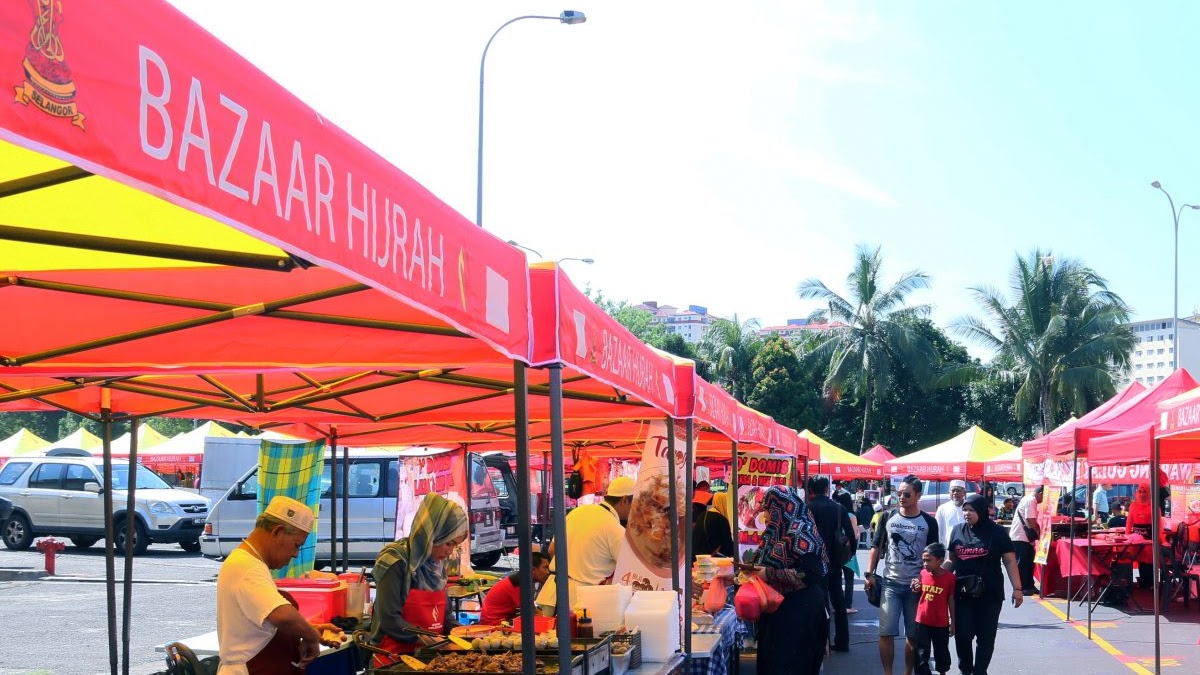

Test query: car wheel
[2,513,34,550]
[1007,487,1019,496]
[179,539,201,552]
[114,518,149,555]
[70,537,99,549]
[471,550,503,569]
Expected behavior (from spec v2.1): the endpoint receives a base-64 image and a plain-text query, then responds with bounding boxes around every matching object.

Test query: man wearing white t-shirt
[536,476,634,614]
[216,496,341,675]
[935,480,968,547]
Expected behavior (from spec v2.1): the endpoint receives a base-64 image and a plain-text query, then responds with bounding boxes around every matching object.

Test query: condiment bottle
[568,606,579,638]
[577,607,593,639]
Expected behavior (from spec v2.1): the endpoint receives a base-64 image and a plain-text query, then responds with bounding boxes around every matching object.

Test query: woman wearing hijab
[751,486,829,675]
[369,493,469,666]
[693,492,735,560]
[946,493,1023,675]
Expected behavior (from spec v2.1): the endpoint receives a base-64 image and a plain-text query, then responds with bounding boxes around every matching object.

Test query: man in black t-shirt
[807,476,857,652]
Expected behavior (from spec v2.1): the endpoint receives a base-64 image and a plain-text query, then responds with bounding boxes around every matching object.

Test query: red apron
[246,591,305,675]
[371,587,448,668]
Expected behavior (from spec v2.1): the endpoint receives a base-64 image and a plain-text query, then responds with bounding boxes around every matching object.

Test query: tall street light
[1150,181,1200,369]
[556,257,594,265]
[505,240,543,258]
[476,10,587,228]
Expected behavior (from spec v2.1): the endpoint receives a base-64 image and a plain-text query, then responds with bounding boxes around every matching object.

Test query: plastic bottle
[568,606,579,638]
[577,607,594,639]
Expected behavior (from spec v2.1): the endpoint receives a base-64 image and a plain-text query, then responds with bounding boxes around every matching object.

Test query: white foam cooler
[622,590,679,662]
[576,584,634,635]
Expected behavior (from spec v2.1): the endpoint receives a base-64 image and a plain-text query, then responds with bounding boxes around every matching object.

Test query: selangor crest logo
[13,0,85,129]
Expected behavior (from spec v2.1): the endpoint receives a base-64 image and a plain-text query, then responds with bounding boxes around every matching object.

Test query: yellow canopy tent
[0,427,51,461]
[884,425,1016,480]
[802,429,884,478]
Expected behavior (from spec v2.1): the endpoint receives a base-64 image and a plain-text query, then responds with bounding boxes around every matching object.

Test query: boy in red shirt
[910,542,955,675]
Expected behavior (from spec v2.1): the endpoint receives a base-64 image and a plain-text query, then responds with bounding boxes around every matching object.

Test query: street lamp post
[555,257,594,265]
[1151,181,1199,370]
[505,240,543,258]
[476,10,587,228]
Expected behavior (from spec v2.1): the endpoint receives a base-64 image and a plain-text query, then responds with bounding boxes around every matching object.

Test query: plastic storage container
[512,614,556,633]
[275,578,347,623]
[576,584,634,635]
[622,591,679,662]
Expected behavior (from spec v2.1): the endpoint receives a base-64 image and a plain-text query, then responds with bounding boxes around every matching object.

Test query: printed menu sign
[734,452,795,564]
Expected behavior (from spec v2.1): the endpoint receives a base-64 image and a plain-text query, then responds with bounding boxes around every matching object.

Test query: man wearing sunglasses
[865,475,939,675]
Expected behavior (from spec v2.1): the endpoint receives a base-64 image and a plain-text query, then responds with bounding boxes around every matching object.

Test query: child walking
[910,542,956,675]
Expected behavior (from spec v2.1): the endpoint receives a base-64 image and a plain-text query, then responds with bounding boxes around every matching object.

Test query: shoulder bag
[865,572,882,607]
[1017,511,1038,542]
[956,573,985,600]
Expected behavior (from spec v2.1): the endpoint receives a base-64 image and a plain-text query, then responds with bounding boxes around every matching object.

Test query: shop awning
[802,430,883,478]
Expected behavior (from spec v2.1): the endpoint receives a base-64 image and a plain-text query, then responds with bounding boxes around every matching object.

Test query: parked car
[0,454,210,554]
[483,454,519,550]
[0,495,12,524]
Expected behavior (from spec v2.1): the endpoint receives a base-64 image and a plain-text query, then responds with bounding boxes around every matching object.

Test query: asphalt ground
[1,546,1197,675]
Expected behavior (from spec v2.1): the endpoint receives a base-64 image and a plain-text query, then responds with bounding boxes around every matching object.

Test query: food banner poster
[614,420,688,591]
[734,452,796,564]
[1033,485,1061,566]
[394,450,473,573]
[1169,485,1200,525]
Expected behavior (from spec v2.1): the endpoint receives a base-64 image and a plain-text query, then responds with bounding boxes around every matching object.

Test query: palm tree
[697,315,763,402]
[952,250,1135,435]
[796,244,937,452]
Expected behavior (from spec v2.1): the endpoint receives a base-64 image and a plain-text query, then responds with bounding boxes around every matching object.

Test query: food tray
[536,635,611,675]
[600,631,640,669]
[371,653,581,675]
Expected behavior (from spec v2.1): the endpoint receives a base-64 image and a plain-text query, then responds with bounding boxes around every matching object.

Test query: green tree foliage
[587,288,700,368]
[0,412,67,443]
[952,250,1136,434]
[697,315,763,402]
[797,244,938,452]
[746,336,821,431]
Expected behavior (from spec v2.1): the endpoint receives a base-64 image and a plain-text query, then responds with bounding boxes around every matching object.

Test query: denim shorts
[878,577,918,638]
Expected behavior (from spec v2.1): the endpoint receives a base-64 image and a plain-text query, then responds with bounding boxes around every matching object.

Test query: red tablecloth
[1036,536,1153,597]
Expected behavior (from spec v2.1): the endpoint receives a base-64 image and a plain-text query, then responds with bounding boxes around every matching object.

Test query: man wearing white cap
[935,481,968,548]
[536,475,635,615]
[216,496,341,675]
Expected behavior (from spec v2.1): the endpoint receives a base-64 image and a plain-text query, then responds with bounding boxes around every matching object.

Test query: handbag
[865,573,882,607]
[956,574,985,600]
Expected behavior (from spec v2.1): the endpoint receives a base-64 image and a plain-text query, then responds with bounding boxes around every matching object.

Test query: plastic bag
[751,576,784,613]
[703,577,728,614]
[733,581,762,621]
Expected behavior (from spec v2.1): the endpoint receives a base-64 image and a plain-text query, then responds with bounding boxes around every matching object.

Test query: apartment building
[633,301,717,344]
[1119,316,1200,387]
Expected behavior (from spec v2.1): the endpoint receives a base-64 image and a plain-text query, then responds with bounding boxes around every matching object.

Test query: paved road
[2,546,1197,675]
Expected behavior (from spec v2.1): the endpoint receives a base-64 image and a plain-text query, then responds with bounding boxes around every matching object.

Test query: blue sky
[169,1,1200,359]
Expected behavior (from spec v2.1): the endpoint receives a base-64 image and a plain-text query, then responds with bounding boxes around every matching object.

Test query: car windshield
[107,464,171,490]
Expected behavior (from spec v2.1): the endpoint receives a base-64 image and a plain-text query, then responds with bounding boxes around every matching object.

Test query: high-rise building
[1119,316,1200,388]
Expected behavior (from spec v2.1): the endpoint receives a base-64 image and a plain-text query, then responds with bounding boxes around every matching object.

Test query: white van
[200,450,507,567]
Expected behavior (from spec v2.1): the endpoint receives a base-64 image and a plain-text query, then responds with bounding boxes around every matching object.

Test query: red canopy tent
[861,444,895,463]
[1047,370,1198,460]
[1021,381,1145,462]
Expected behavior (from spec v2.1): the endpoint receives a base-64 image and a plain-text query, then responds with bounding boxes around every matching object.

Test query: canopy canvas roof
[0,427,50,459]
[1021,381,1146,461]
[1088,383,1200,467]
[802,430,883,478]
[885,426,1015,479]
[861,444,895,463]
[982,447,1024,479]
[1046,369,1198,459]
[46,426,102,450]
[108,423,172,455]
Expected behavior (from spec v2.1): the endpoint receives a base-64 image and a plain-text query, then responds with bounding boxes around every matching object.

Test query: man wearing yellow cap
[216,496,341,675]
[536,476,635,614]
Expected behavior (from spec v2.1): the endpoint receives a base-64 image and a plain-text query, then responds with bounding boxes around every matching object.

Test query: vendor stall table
[1036,535,1153,598]
[155,631,362,675]
[686,607,740,675]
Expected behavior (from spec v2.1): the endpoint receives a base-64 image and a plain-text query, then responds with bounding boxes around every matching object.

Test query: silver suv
[0,455,210,554]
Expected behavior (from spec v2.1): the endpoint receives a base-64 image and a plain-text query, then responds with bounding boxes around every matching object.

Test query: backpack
[835,525,856,565]
[566,470,584,500]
